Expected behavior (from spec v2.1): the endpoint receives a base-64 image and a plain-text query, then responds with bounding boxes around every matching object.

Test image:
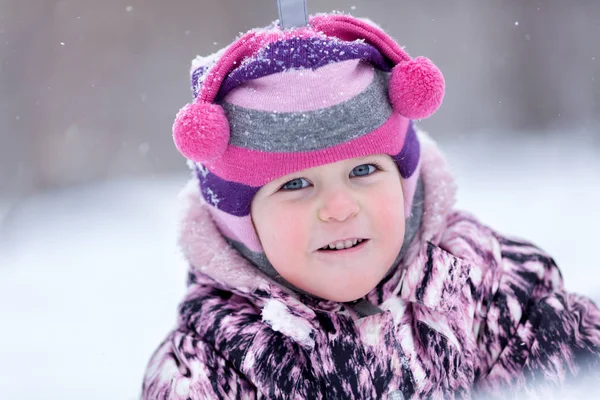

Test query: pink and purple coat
[142,131,600,399]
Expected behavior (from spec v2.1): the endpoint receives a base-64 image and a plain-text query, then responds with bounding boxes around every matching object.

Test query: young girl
[141,10,600,400]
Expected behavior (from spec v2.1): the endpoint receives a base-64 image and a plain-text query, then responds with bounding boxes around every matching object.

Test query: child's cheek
[269,202,309,248]
[370,187,405,236]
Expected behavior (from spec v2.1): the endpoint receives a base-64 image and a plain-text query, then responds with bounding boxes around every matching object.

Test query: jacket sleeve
[141,329,256,400]
[472,226,600,395]
[439,212,600,396]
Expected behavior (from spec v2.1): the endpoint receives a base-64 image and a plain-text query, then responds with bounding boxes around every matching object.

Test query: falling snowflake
[138,142,150,155]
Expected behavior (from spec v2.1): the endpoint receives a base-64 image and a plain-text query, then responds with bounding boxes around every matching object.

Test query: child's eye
[281,178,310,191]
[279,163,381,192]
[350,163,380,177]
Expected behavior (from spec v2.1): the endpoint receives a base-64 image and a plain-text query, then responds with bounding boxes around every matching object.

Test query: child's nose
[317,189,360,222]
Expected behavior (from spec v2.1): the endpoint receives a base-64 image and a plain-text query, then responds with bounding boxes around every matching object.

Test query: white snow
[438,129,600,298]
[262,299,315,348]
[0,131,599,399]
[0,176,189,400]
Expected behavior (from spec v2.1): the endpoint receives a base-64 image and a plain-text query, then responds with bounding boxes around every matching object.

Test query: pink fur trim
[177,181,267,293]
[389,58,445,120]
[418,131,457,243]
[223,59,374,112]
[205,114,410,186]
[173,102,230,163]
[402,130,457,265]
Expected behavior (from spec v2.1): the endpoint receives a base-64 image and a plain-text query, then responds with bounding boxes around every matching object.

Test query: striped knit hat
[173,13,444,286]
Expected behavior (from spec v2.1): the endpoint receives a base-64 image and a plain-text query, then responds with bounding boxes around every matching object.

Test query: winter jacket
[141,132,600,399]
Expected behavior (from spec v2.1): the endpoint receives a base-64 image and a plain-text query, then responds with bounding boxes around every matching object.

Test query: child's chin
[318,287,375,303]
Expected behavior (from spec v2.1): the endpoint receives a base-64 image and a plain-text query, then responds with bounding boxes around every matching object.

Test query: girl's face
[251,154,406,302]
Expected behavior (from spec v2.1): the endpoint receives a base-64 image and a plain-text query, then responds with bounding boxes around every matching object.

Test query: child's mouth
[317,239,369,253]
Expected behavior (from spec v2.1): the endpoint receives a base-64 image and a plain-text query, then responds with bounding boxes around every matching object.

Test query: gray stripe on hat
[220,70,393,153]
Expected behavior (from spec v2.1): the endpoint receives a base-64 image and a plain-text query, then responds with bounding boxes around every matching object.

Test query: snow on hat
[173,13,444,278]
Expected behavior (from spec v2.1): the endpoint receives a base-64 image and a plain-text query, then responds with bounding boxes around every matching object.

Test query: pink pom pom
[388,56,445,120]
[172,101,230,163]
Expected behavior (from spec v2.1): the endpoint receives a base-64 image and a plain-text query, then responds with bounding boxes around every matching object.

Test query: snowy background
[1,1,599,399]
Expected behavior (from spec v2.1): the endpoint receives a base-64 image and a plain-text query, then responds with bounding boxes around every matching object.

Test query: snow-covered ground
[0,131,598,399]
[0,176,189,400]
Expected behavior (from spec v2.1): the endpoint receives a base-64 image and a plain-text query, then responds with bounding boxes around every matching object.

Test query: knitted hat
[173,13,444,286]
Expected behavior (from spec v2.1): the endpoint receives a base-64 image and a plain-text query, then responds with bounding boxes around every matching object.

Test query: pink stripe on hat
[205,113,410,186]
[310,15,409,65]
[223,60,375,112]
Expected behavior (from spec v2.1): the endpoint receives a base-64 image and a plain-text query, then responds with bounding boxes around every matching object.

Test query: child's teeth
[322,239,364,251]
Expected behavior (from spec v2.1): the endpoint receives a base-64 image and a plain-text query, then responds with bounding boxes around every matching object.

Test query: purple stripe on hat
[216,37,392,101]
[195,165,260,217]
[391,121,419,178]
